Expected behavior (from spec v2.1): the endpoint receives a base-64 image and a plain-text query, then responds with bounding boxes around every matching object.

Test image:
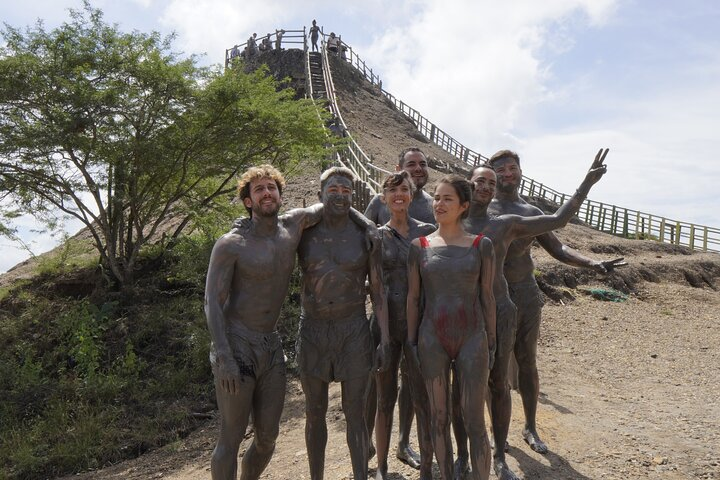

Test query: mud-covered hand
[581,148,609,192]
[407,342,420,369]
[216,353,242,395]
[374,342,392,373]
[593,257,628,274]
[364,224,382,253]
[488,338,497,371]
[231,216,251,231]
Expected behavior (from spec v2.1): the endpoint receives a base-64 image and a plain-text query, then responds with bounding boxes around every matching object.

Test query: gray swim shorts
[210,321,285,380]
[296,313,373,383]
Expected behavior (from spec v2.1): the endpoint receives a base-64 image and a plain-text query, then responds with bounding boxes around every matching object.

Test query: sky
[2,0,720,272]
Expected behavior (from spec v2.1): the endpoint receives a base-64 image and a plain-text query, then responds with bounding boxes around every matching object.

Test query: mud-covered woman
[406,174,497,480]
[371,171,436,480]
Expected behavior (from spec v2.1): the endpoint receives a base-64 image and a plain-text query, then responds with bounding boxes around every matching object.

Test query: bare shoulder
[212,229,245,255]
[479,235,494,255]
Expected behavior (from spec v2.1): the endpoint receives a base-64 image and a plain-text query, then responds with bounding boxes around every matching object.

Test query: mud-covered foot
[369,443,376,460]
[494,458,521,480]
[522,428,548,454]
[453,456,470,480]
[396,444,421,469]
[420,467,434,480]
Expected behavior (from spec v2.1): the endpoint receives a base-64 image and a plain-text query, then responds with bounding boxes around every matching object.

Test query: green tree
[0,3,327,286]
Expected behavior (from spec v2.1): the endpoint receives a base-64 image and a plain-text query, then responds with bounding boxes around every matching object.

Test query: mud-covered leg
[396,362,421,469]
[374,342,402,479]
[240,363,286,480]
[300,374,329,480]
[515,304,548,455]
[211,372,255,480]
[403,343,434,480]
[451,364,470,480]
[456,333,491,480]
[342,376,371,480]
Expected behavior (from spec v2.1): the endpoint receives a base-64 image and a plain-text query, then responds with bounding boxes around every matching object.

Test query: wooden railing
[224,30,719,253]
[519,177,720,252]
[317,36,391,196]
[331,40,720,253]
[225,28,306,67]
[335,40,489,168]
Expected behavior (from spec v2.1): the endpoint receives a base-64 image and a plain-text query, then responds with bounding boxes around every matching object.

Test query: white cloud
[364,0,617,150]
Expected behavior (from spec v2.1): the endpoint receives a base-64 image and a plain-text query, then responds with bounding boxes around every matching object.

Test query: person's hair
[320,166,355,190]
[488,149,520,168]
[467,163,495,180]
[382,171,415,193]
[237,164,285,216]
[397,147,426,167]
[437,174,473,220]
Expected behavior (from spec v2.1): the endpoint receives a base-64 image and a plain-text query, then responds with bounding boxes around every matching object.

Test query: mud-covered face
[492,157,522,193]
[381,178,413,214]
[470,167,497,206]
[244,177,282,217]
[400,151,429,189]
[320,175,353,216]
[433,182,468,223]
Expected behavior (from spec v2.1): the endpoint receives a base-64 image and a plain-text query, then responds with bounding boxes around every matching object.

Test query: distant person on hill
[363,147,434,472]
[246,33,258,57]
[451,150,612,480]
[259,34,272,52]
[487,149,626,457]
[297,166,391,480]
[204,165,376,480]
[327,116,346,137]
[309,20,320,52]
[327,32,340,54]
[229,45,240,63]
[275,29,285,50]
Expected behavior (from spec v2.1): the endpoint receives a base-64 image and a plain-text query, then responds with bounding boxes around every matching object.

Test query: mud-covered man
[297,166,390,480]
[486,150,625,457]
[452,149,611,480]
[204,165,375,480]
[365,147,435,226]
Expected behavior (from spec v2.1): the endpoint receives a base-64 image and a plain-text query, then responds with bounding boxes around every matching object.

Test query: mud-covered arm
[536,232,627,273]
[406,242,422,345]
[368,234,391,371]
[204,236,241,394]
[508,148,610,239]
[284,202,324,230]
[368,237,390,345]
[350,207,381,251]
[479,237,496,359]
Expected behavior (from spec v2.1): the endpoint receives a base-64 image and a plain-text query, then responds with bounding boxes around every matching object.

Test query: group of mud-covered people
[205,146,625,480]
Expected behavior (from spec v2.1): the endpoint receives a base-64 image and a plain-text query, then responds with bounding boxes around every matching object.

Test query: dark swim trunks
[210,321,285,380]
[296,313,373,383]
[508,279,544,346]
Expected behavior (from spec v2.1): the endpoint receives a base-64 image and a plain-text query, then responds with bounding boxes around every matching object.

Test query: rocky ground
[54,50,720,479]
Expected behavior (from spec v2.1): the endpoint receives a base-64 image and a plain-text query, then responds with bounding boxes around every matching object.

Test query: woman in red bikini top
[406,174,496,480]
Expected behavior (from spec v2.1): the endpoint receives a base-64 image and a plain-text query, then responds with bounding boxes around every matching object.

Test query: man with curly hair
[205,164,376,480]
